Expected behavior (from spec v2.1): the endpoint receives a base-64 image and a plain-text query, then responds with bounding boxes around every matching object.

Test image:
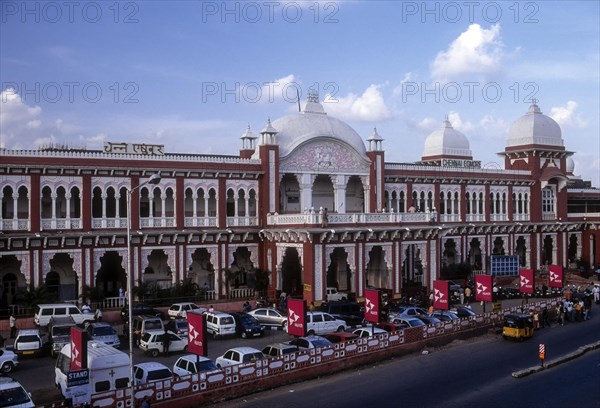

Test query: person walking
[9,314,16,339]
[95,308,103,322]
[163,329,170,357]
[541,307,551,328]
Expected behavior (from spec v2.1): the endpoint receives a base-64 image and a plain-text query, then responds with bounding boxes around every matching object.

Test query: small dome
[566,157,575,175]
[270,96,368,159]
[507,103,563,148]
[422,119,472,160]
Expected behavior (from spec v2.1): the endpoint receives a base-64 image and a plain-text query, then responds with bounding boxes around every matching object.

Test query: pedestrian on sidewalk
[541,307,551,328]
[9,314,16,339]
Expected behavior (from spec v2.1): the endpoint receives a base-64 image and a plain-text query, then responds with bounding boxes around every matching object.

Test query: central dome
[271,96,368,159]
[507,103,563,148]
[421,119,472,160]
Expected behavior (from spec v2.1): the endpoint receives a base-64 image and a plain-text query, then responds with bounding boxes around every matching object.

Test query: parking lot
[6,320,293,405]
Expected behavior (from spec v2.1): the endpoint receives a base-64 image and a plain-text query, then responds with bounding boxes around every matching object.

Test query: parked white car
[215,347,264,368]
[304,312,347,336]
[86,323,120,349]
[139,330,188,358]
[0,377,34,407]
[133,362,172,385]
[352,327,387,338]
[0,348,19,374]
[168,303,206,319]
[173,355,218,378]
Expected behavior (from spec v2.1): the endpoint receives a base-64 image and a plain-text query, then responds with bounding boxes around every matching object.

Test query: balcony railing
[466,214,485,222]
[184,216,218,227]
[41,218,82,230]
[1,219,30,231]
[267,211,430,226]
[226,216,259,227]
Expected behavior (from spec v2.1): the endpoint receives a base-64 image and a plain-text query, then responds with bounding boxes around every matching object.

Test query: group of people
[556,296,593,325]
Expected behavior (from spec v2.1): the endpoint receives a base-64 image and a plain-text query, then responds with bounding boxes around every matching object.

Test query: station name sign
[442,159,481,168]
[104,142,165,156]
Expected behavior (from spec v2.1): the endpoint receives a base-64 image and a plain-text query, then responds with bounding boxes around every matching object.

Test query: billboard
[475,275,493,302]
[364,289,381,324]
[287,299,306,337]
[519,268,534,294]
[433,281,449,310]
[548,265,563,288]
[70,327,87,372]
[187,311,207,357]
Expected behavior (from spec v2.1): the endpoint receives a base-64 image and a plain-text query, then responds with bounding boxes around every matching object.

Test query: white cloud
[258,74,299,103]
[447,111,474,132]
[323,84,392,122]
[550,101,587,128]
[431,24,504,81]
[392,72,417,97]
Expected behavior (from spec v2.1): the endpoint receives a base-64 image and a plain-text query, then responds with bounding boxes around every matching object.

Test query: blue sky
[1,1,599,185]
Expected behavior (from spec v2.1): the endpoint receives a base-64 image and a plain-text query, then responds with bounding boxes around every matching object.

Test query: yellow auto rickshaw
[502,313,534,341]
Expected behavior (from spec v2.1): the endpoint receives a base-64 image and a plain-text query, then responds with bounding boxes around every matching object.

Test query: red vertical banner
[287,299,306,337]
[187,311,207,357]
[548,265,563,288]
[475,275,493,302]
[70,327,87,371]
[519,268,534,294]
[364,289,380,324]
[433,281,449,310]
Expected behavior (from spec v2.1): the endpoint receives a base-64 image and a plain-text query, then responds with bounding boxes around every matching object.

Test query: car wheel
[307,330,315,336]
[213,332,219,340]
[183,345,188,352]
[241,332,247,339]
[216,364,222,369]
[337,326,345,332]
[1,362,14,374]
[150,349,159,358]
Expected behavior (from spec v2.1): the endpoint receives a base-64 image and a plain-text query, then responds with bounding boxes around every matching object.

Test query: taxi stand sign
[70,327,87,372]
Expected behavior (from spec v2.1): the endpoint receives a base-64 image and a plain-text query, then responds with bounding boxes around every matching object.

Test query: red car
[324,332,359,344]
[375,321,408,332]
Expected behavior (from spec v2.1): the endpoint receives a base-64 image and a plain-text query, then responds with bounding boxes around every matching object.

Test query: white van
[55,340,130,405]
[205,311,236,338]
[35,303,94,327]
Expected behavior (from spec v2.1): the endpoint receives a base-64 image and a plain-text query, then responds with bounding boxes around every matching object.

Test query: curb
[512,340,600,378]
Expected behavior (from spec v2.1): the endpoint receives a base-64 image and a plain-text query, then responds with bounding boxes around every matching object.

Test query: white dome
[270,99,368,159]
[422,119,472,159]
[507,103,563,148]
[566,157,575,174]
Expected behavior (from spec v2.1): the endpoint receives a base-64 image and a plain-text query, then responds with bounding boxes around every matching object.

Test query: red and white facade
[1,96,599,306]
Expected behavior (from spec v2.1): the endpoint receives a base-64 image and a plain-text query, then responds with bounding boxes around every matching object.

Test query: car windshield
[145,321,163,330]
[147,369,172,381]
[0,385,32,407]
[239,315,257,324]
[197,360,218,372]
[52,327,71,336]
[93,326,116,336]
[242,352,263,362]
[310,339,332,348]
[18,335,39,343]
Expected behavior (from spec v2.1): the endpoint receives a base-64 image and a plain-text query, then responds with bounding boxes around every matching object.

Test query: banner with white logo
[433,281,449,310]
[70,327,87,372]
[519,268,534,294]
[364,289,380,324]
[187,311,207,357]
[475,275,493,302]
[548,265,563,288]
[287,299,306,337]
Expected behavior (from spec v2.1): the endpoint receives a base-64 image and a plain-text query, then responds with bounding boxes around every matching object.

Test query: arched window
[92,186,103,218]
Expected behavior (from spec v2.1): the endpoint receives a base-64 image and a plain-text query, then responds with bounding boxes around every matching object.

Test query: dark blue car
[231,312,265,339]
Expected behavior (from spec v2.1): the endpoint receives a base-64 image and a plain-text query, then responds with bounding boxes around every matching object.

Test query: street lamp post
[126,173,161,407]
